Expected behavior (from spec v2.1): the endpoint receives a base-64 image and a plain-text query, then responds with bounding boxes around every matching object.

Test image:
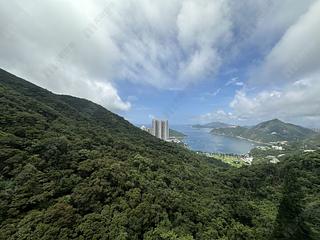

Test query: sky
[1,0,320,127]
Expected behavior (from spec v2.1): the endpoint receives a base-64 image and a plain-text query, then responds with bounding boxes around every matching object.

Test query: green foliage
[1,69,320,239]
[304,133,320,148]
[212,119,316,143]
[169,129,186,139]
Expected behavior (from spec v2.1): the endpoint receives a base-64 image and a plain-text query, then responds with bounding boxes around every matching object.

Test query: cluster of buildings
[312,128,320,133]
[141,119,169,141]
[256,142,287,151]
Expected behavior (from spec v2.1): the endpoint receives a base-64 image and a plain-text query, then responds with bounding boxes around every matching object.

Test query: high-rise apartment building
[152,119,169,140]
[152,119,160,138]
[161,120,169,140]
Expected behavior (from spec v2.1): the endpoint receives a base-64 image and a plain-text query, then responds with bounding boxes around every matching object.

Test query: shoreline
[211,132,270,145]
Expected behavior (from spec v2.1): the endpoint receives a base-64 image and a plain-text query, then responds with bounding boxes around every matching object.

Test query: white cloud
[78,80,131,111]
[229,75,320,125]
[228,0,316,58]
[0,0,235,101]
[221,0,320,126]
[225,78,244,87]
[114,0,232,88]
[200,74,320,126]
[248,0,320,84]
[1,0,319,121]
[148,114,155,119]
[225,77,238,86]
[177,0,231,49]
[0,0,129,111]
[197,88,221,102]
[235,82,244,86]
[210,88,221,97]
[176,0,232,84]
[178,47,222,83]
[197,110,238,124]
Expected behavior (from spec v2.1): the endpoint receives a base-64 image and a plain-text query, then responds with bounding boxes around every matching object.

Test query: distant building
[304,150,316,153]
[140,125,152,134]
[256,146,270,151]
[141,119,169,141]
[266,155,280,164]
[272,145,284,151]
[141,125,147,131]
[312,128,320,133]
[241,156,253,165]
[152,119,169,140]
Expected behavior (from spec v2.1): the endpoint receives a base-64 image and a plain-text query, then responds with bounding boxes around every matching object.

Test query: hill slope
[169,129,187,139]
[192,122,234,129]
[212,119,315,143]
[1,69,319,239]
[304,133,320,148]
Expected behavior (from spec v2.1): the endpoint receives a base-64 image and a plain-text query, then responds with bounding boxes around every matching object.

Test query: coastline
[175,126,259,154]
[211,132,270,145]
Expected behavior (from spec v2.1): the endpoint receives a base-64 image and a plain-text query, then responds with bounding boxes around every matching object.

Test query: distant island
[192,121,235,129]
[211,119,316,144]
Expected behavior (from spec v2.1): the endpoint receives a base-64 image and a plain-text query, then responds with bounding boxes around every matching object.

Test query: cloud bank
[228,0,320,125]
[1,0,319,123]
[0,0,233,110]
[197,0,320,126]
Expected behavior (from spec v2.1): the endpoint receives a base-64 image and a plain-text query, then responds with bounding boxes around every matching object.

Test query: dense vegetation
[1,69,320,239]
[211,119,315,143]
[169,129,187,139]
[304,133,320,149]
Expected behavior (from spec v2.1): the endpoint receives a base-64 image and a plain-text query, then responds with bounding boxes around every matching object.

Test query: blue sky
[118,67,242,125]
[1,0,320,127]
[119,39,272,125]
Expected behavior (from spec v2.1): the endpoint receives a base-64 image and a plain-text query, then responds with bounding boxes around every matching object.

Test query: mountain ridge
[192,121,235,129]
[211,119,315,143]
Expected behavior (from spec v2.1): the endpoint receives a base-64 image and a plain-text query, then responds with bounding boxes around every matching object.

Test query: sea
[171,125,256,155]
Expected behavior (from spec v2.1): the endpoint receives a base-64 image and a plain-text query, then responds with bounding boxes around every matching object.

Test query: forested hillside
[169,129,187,139]
[1,69,319,240]
[305,133,320,148]
[211,119,315,143]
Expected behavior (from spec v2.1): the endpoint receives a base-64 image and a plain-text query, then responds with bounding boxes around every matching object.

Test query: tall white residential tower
[152,119,169,140]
